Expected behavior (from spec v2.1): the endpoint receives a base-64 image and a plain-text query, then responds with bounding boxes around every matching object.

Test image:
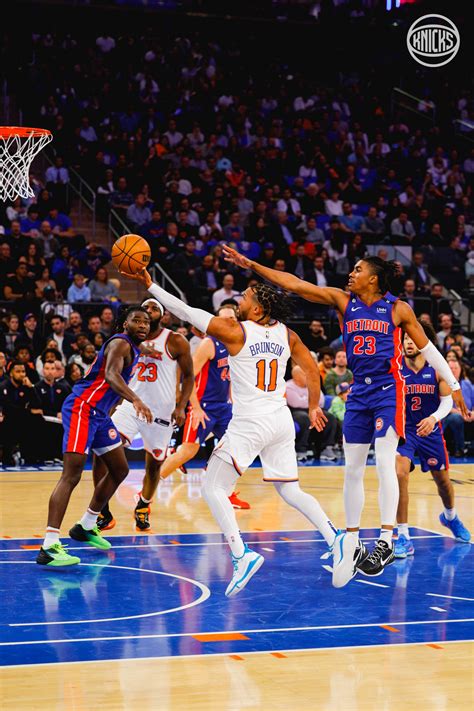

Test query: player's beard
[149,317,161,332]
[404,349,420,360]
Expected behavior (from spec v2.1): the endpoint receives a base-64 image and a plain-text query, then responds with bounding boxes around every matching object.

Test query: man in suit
[48,315,76,360]
[400,279,432,316]
[406,250,431,293]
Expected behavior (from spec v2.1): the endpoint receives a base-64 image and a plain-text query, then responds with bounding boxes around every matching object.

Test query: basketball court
[1,461,472,709]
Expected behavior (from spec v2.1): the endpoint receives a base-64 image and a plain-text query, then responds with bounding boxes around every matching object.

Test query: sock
[444,507,456,521]
[398,523,409,539]
[137,494,152,506]
[80,508,100,531]
[201,455,245,558]
[44,527,60,549]
[380,528,393,545]
[346,530,360,541]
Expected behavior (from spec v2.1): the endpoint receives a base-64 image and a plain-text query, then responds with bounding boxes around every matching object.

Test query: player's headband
[141,298,164,317]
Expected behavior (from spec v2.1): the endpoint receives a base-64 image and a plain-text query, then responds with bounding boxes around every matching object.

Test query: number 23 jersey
[229,320,291,416]
[127,328,177,419]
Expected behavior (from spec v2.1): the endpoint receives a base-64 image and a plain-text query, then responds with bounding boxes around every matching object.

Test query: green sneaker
[69,523,112,550]
[36,543,81,567]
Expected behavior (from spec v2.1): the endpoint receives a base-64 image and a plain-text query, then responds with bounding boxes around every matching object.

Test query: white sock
[273,481,337,547]
[80,508,100,531]
[343,440,370,528]
[380,528,393,545]
[444,507,456,521]
[44,527,60,549]
[201,455,245,558]
[398,523,409,539]
[138,493,152,504]
[374,427,399,525]
[346,530,360,541]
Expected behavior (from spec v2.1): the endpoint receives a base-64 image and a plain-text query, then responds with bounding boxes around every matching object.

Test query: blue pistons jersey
[403,361,440,428]
[341,292,405,442]
[195,336,231,405]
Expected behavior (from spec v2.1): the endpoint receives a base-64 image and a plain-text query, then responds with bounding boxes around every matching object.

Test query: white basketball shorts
[112,400,174,461]
[212,404,298,481]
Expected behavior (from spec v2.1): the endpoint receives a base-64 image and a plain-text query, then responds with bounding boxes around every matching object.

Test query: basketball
[111,234,151,275]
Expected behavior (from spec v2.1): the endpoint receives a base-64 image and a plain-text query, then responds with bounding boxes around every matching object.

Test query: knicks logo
[427,457,438,467]
[108,428,118,440]
[375,418,384,431]
[153,449,163,459]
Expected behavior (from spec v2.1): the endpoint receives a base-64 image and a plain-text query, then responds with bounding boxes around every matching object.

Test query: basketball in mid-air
[111,234,151,275]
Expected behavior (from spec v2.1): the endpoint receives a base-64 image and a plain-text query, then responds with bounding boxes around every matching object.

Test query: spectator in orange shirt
[317,346,335,384]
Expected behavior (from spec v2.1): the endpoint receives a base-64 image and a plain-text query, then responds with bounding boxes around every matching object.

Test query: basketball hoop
[0,126,53,202]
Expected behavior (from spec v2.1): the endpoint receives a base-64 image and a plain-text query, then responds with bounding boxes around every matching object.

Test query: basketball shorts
[343,378,405,444]
[112,400,174,461]
[213,405,298,482]
[182,401,232,446]
[397,424,449,473]
[62,394,121,456]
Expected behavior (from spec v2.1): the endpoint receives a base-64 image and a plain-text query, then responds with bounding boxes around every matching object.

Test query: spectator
[4,314,22,355]
[324,350,353,395]
[361,206,386,237]
[78,243,111,280]
[223,211,245,243]
[212,273,241,312]
[0,360,43,465]
[65,311,83,337]
[430,283,453,322]
[65,361,84,386]
[35,266,57,299]
[0,351,7,385]
[53,359,69,388]
[325,191,343,216]
[339,202,364,233]
[48,314,76,359]
[307,255,332,288]
[35,220,60,261]
[406,250,431,293]
[400,278,432,315]
[390,211,416,242]
[69,342,97,372]
[17,313,44,355]
[328,381,351,423]
[0,241,15,280]
[67,273,91,303]
[302,320,328,352]
[34,360,71,460]
[3,261,37,305]
[126,193,153,231]
[20,206,42,238]
[6,220,31,259]
[11,344,40,384]
[109,177,134,215]
[442,358,473,457]
[86,315,104,341]
[88,266,119,303]
[437,314,453,349]
[99,306,115,337]
[317,346,335,384]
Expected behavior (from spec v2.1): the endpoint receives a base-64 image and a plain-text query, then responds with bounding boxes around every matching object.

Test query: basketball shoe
[394,534,415,559]
[36,543,80,567]
[135,504,151,531]
[97,510,116,531]
[357,539,394,576]
[225,545,264,597]
[229,491,250,509]
[439,513,471,542]
[69,523,111,550]
[332,532,369,588]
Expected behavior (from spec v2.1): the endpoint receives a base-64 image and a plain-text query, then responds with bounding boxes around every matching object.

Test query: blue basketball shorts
[182,401,232,445]
[343,378,405,444]
[397,424,449,472]
[62,394,122,456]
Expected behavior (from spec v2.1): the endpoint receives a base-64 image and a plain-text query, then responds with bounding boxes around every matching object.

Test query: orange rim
[0,126,52,139]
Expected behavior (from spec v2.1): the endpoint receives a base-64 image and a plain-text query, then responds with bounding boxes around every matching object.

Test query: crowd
[0,27,473,465]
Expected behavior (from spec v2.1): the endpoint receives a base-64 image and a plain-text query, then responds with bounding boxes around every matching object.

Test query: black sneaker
[357,539,394,577]
[134,505,151,531]
[97,509,116,531]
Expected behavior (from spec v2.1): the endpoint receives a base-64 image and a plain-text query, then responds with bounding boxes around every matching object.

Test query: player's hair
[362,256,398,294]
[115,304,149,333]
[417,318,438,347]
[250,283,293,323]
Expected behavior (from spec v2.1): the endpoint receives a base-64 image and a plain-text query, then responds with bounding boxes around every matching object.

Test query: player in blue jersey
[36,306,153,567]
[224,246,468,585]
[395,322,471,557]
[159,303,250,509]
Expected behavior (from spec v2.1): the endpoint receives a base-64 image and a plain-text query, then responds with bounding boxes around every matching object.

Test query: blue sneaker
[394,534,415,558]
[225,545,264,598]
[439,513,471,543]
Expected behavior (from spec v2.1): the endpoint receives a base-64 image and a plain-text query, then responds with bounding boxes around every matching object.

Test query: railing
[453,119,474,143]
[391,87,436,124]
[108,209,187,302]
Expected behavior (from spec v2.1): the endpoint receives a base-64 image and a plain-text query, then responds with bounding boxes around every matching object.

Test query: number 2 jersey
[403,361,440,428]
[228,320,290,417]
[126,327,177,420]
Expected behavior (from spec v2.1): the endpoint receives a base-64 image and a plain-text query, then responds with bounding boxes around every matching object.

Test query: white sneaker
[225,545,264,598]
[320,446,337,461]
[332,532,368,588]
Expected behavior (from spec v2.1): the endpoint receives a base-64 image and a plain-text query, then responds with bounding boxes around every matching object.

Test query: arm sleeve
[431,395,453,422]
[148,283,213,334]
[420,341,460,391]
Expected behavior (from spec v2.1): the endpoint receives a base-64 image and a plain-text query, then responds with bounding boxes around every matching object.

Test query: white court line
[2,638,472,670]
[430,607,447,612]
[0,562,210,626]
[0,534,444,553]
[261,548,275,552]
[1,618,472,648]
[355,579,389,589]
[426,593,474,602]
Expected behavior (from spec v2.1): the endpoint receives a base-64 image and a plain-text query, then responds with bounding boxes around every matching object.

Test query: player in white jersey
[93,298,194,531]
[121,267,338,597]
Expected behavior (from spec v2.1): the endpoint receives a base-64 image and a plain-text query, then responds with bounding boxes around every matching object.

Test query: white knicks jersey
[228,320,291,416]
[128,328,177,420]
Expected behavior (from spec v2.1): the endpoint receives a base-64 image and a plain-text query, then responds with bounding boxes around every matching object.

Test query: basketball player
[159,303,250,510]
[93,298,194,531]
[122,266,337,597]
[223,247,468,585]
[36,307,153,567]
[395,322,471,557]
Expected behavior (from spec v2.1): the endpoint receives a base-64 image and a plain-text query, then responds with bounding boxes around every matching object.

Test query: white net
[0,127,53,201]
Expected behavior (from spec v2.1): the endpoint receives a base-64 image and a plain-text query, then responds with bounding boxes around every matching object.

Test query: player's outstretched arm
[120,268,245,354]
[416,379,453,437]
[223,245,348,309]
[104,338,153,422]
[395,300,469,417]
[288,329,327,432]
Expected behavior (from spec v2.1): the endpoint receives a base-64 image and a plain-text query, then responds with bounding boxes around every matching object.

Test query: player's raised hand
[452,389,469,418]
[119,266,152,289]
[309,406,327,432]
[416,415,436,437]
[190,405,210,430]
[223,245,252,270]
[132,396,153,423]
